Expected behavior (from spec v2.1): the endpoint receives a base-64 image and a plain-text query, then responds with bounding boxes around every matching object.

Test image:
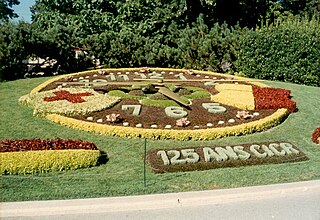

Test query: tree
[0,21,30,80]
[0,0,20,22]
[215,0,269,27]
[281,0,320,15]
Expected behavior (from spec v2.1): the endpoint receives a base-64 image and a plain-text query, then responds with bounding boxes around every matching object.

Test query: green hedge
[234,16,320,86]
[0,150,101,175]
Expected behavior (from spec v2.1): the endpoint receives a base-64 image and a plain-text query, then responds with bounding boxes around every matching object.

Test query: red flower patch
[0,138,99,152]
[253,86,296,113]
[312,128,320,144]
[44,90,93,103]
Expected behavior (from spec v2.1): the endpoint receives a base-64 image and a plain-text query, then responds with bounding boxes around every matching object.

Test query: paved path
[1,180,320,219]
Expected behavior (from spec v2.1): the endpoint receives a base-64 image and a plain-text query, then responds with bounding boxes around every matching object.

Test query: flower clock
[19,68,297,140]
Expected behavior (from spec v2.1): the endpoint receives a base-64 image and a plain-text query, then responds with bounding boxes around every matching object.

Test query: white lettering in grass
[157,142,300,165]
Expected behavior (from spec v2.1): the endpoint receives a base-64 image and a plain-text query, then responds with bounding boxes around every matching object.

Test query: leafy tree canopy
[0,0,20,22]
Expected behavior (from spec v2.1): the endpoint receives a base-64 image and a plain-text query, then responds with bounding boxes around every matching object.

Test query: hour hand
[156,86,190,108]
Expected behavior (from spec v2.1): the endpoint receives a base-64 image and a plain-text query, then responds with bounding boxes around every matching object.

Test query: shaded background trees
[0,0,20,21]
[0,0,319,86]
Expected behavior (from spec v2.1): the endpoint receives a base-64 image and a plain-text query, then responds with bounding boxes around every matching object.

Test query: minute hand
[156,87,190,108]
[133,78,263,83]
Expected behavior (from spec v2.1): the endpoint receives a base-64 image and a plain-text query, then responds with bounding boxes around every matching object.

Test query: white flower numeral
[165,106,188,118]
[148,72,164,79]
[157,149,200,165]
[118,75,129,81]
[202,103,226,113]
[134,72,147,79]
[175,73,187,80]
[121,105,142,116]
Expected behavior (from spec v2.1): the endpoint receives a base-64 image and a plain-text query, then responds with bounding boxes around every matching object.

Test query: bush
[0,21,30,81]
[0,150,101,175]
[176,16,239,71]
[234,15,320,86]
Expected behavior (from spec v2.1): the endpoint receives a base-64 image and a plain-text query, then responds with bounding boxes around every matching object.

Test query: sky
[11,0,36,22]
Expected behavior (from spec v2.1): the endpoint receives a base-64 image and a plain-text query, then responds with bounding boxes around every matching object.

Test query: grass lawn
[0,76,320,202]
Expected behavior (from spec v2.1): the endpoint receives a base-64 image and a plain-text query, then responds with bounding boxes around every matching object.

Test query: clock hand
[133,78,263,83]
[156,86,190,108]
[56,81,182,88]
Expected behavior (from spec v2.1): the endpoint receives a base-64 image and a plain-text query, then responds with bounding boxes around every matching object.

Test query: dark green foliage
[1,0,319,86]
[215,0,269,27]
[0,21,29,80]
[281,0,320,15]
[0,0,20,21]
[176,16,239,71]
[234,16,320,86]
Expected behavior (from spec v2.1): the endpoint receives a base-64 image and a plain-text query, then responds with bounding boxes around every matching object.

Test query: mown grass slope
[0,76,319,202]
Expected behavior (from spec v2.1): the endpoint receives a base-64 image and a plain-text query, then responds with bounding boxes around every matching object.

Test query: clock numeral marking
[165,106,188,118]
[93,79,107,83]
[204,80,218,86]
[202,103,227,113]
[122,105,142,116]
[175,73,187,80]
[134,72,147,79]
[118,75,130,81]
[148,72,164,79]
[106,74,116,81]
[79,79,90,86]
[79,79,90,83]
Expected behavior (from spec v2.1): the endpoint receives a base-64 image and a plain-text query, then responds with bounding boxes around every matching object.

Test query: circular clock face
[30,67,294,140]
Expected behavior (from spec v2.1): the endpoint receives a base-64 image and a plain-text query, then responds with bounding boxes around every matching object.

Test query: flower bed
[0,139,106,175]
[19,88,120,116]
[253,86,297,113]
[19,67,296,140]
[45,108,288,140]
[311,128,320,144]
[211,84,255,110]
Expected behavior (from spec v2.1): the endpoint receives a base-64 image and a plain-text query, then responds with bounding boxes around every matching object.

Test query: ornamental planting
[19,67,298,140]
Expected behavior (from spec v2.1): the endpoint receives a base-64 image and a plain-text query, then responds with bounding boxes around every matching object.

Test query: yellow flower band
[45,108,289,141]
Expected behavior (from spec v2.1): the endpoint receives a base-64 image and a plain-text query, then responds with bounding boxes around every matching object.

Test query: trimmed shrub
[234,15,320,86]
[0,139,106,175]
[0,150,100,175]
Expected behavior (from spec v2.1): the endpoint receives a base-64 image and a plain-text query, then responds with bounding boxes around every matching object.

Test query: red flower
[0,139,98,152]
[252,86,296,113]
[311,128,320,144]
[44,90,93,103]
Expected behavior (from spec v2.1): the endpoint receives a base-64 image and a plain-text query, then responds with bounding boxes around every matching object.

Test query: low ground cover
[0,76,319,202]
